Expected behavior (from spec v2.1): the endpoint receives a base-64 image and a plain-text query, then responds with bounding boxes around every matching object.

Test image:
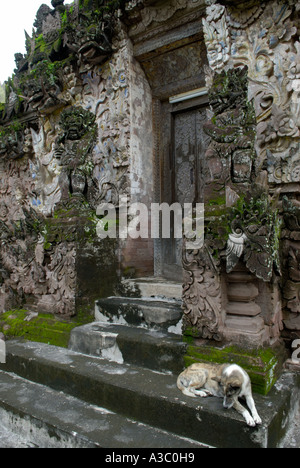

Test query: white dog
[177,362,262,427]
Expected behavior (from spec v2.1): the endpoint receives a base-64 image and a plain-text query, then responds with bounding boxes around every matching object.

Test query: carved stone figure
[54,106,97,202]
[203,66,256,191]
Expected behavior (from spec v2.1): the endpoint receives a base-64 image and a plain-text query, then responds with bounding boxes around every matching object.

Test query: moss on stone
[183,339,286,395]
[0,309,93,348]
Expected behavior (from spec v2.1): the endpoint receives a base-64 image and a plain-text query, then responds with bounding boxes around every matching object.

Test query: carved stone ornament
[182,243,223,341]
[202,1,300,186]
[0,0,117,122]
[282,198,300,316]
[203,66,256,185]
[202,4,230,72]
[54,106,97,203]
[226,192,281,282]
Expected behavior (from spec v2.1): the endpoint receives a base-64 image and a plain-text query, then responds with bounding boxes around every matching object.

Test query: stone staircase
[0,278,299,448]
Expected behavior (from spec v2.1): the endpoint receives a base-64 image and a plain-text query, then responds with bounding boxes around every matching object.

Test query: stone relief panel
[0,1,132,316]
[182,243,224,341]
[203,0,300,185]
[81,45,131,205]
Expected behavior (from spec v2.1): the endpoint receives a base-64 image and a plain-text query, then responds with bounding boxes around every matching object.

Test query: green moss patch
[0,310,93,348]
[183,339,287,395]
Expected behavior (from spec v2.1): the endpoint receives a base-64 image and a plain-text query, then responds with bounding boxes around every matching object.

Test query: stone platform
[0,337,299,448]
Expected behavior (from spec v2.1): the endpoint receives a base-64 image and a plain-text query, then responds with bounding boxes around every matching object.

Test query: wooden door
[159,101,208,281]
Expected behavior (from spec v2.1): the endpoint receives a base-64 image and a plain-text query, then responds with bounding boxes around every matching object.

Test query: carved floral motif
[227,192,281,282]
[203,4,230,71]
[182,244,223,341]
[203,1,300,184]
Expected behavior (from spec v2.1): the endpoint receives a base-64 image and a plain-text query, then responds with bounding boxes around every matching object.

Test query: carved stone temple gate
[0,0,300,393]
[127,0,300,379]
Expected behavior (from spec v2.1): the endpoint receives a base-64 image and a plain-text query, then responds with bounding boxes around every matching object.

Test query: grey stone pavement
[0,408,299,448]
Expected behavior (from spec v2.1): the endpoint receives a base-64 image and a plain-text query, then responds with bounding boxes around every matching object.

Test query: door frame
[153,93,209,279]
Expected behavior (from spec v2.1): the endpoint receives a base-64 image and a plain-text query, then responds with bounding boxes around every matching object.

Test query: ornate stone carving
[226,192,281,282]
[0,1,125,317]
[34,4,53,36]
[47,241,77,316]
[0,0,118,122]
[203,2,300,185]
[182,244,223,341]
[203,66,256,187]
[81,49,131,205]
[282,197,300,234]
[223,0,267,30]
[54,106,97,202]
[202,4,230,72]
[282,198,300,319]
[0,127,24,160]
[128,0,205,37]
[3,87,21,121]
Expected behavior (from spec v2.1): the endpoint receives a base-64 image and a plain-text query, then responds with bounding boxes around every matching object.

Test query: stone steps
[68,322,186,374]
[122,277,183,301]
[0,339,299,448]
[0,368,204,448]
[95,297,182,332]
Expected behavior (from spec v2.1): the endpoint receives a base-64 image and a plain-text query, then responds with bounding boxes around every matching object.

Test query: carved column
[224,264,268,347]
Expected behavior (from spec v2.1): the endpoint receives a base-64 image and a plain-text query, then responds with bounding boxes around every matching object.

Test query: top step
[95,296,183,332]
[123,277,183,301]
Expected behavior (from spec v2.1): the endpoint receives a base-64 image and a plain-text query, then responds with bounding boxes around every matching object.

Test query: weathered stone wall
[0,0,153,317]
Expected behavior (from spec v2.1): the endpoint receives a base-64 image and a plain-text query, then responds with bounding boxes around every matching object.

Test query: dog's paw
[244,412,256,427]
[194,390,209,397]
[253,414,262,425]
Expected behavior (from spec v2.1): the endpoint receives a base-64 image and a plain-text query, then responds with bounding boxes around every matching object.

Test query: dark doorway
[156,96,209,281]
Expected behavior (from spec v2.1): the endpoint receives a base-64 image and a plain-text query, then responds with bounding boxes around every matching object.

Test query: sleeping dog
[177,362,262,427]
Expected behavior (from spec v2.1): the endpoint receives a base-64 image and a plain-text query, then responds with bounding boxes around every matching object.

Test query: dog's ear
[228,379,242,391]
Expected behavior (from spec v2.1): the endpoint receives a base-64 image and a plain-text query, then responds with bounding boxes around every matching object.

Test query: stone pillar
[224,264,269,347]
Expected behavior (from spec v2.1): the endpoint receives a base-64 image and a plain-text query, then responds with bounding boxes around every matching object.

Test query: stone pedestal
[224,268,269,347]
